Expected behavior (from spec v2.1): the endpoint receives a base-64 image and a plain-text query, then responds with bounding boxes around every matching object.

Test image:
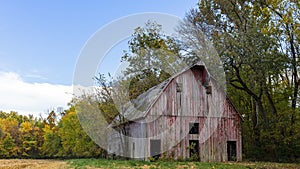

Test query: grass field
[0,159,298,169]
[67,159,300,169]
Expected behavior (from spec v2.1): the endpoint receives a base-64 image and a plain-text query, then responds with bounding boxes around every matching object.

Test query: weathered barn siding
[127,121,147,159]
[141,66,242,161]
[108,64,242,161]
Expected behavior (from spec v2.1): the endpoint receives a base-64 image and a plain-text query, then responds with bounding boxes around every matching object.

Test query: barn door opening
[189,140,199,160]
[227,141,237,161]
[150,139,161,160]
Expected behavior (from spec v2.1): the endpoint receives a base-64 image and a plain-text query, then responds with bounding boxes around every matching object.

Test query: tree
[122,20,184,100]
[0,117,20,157]
[19,121,39,157]
[0,133,17,158]
[41,124,61,158]
[57,109,103,158]
[91,21,187,158]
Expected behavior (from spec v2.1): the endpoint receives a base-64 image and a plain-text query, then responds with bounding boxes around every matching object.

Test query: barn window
[206,85,212,94]
[176,82,182,92]
[189,123,199,134]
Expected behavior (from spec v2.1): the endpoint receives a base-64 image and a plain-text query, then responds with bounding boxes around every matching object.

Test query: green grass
[67,158,300,169]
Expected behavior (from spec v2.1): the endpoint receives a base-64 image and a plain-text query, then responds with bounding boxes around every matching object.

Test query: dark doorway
[227,141,237,161]
[150,139,161,160]
[189,140,199,160]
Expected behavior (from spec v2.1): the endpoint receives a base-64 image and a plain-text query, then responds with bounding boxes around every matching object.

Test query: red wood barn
[108,62,242,162]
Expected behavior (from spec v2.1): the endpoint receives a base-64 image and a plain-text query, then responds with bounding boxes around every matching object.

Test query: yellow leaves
[0,118,18,134]
[42,124,51,133]
[260,27,271,35]
[294,23,300,29]
[294,23,300,40]
[261,25,278,35]
[280,79,289,88]
[282,13,293,24]
[63,111,76,118]
[261,28,268,34]
[259,6,271,17]
[19,121,32,133]
[265,0,279,8]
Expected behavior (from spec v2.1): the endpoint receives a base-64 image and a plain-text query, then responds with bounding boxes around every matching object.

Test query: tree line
[0,109,106,158]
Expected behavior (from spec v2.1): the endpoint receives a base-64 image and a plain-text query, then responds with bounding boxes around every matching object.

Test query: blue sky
[0,0,198,115]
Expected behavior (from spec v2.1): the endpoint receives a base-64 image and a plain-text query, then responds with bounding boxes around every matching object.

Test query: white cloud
[0,71,73,117]
[25,69,47,80]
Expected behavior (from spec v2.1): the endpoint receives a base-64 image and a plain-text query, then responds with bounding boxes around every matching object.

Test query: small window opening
[206,86,212,94]
[189,123,199,134]
[176,82,182,92]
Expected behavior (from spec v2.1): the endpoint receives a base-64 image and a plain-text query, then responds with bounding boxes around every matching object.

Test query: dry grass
[0,159,69,169]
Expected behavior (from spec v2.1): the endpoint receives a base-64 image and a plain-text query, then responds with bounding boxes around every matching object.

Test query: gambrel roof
[111,62,242,126]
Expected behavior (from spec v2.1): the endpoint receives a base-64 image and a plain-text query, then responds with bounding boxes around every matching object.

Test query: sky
[0,0,198,116]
